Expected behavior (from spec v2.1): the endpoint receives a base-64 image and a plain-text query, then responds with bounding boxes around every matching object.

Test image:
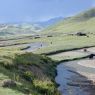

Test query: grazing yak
[89,54,95,59]
[76,32,87,36]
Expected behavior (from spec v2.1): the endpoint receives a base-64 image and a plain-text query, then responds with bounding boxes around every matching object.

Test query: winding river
[55,59,95,95]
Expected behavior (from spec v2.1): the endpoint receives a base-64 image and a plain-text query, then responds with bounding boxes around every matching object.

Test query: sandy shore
[78,59,95,68]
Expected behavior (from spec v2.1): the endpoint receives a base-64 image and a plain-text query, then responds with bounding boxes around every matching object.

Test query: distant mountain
[36,17,64,27]
[0,23,43,37]
[0,17,64,37]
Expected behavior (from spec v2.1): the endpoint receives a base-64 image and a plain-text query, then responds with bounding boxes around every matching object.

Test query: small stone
[2,79,16,88]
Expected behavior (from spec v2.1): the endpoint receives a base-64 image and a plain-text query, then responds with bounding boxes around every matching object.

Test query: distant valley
[0,17,64,38]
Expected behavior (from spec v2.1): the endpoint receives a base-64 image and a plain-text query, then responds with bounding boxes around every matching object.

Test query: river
[55,59,95,95]
[24,42,47,52]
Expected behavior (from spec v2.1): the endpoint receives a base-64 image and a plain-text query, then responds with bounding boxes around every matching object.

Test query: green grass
[0,52,60,95]
[0,88,23,95]
[49,53,87,61]
[31,34,95,54]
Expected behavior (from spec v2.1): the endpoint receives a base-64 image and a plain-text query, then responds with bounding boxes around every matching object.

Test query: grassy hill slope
[0,52,59,95]
[29,8,95,55]
[42,8,95,35]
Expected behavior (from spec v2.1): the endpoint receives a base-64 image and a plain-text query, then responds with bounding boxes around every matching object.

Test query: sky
[0,0,95,23]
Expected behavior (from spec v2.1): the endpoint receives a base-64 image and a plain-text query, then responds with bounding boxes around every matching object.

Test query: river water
[25,42,47,52]
[18,42,47,52]
[55,60,95,95]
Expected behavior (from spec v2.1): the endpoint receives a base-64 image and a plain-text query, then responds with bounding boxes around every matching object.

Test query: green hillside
[42,8,95,35]
[0,52,59,95]
[31,8,95,54]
